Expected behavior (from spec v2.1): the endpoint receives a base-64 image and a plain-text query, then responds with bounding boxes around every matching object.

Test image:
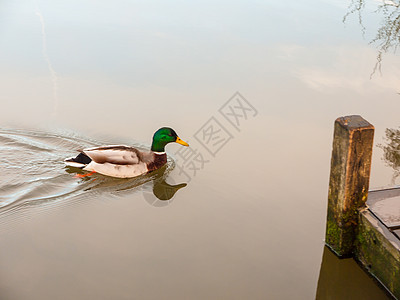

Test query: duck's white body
[65,145,167,178]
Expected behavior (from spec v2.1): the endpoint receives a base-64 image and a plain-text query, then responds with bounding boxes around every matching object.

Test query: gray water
[0,0,399,299]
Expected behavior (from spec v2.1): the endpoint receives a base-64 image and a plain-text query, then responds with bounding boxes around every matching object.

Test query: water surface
[0,0,399,299]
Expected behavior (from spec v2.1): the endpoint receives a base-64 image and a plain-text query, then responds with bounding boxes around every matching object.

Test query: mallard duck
[64,127,189,178]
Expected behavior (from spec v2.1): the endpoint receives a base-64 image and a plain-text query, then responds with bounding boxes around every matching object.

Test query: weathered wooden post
[326,115,374,257]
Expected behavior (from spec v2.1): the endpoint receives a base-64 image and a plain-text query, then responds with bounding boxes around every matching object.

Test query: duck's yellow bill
[176,137,189,146]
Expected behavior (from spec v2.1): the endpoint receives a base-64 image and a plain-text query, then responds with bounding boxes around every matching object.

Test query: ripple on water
[0,128,175,223]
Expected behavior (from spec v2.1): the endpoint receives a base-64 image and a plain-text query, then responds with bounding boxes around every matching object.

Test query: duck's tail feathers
[64,152,92,168]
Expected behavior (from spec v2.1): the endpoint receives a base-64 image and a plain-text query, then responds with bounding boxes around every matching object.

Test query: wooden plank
[393,229,400,240]
[368,187,400,207]
[369,196,400,229]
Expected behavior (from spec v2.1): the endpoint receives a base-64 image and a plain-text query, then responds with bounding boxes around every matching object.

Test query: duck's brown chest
[146,153,167,172]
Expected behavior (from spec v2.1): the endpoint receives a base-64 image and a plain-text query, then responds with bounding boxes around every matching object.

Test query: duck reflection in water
[143,173,187,207]
[65,164,187,204]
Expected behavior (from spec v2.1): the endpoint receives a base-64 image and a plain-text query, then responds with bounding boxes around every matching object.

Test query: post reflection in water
[316,246,391,299]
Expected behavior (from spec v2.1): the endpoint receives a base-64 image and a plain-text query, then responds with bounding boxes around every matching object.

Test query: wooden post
[326,115,374,257]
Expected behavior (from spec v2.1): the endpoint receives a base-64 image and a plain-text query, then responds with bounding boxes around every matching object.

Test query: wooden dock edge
[356,208,400,298]
[325,115,400,299]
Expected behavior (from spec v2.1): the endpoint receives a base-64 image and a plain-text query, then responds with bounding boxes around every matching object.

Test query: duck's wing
[82,145,143,165]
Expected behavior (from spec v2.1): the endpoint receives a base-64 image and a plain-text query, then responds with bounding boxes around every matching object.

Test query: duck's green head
[151,127,189,152]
